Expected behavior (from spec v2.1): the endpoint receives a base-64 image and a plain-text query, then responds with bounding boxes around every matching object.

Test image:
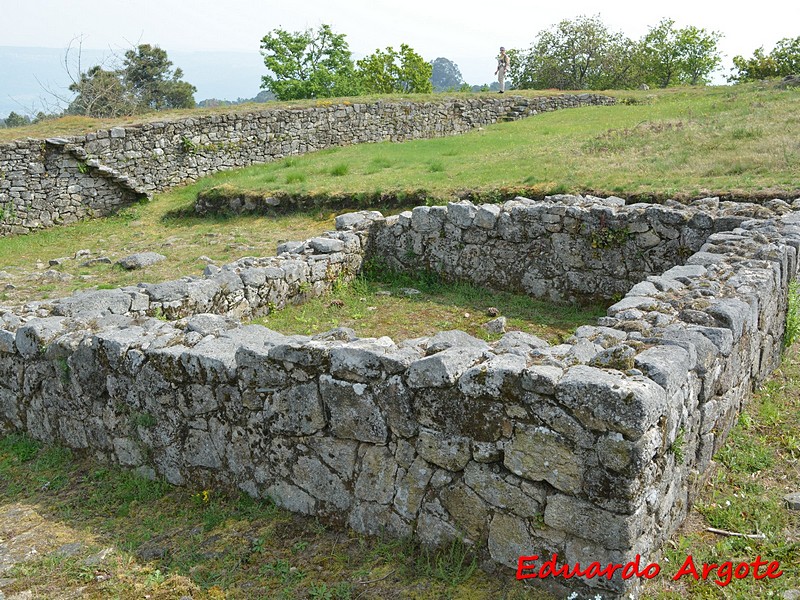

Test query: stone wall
[368,195,788,303]
[0,197,798,598]
[0,94,614,236]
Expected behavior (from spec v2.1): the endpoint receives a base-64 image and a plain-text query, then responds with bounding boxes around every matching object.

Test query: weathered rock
[117,252,167,270]
[52,289,132,318]
[406,346,485,388]
[482,316,506,334]
[308,237,345,254]
[426,330,489,354]
[556,365,667,439]
[504,424,584,493]
[416,429,471,471]
[320,375,388,443]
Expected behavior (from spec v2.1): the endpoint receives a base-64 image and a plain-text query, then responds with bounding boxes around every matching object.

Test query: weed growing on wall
[589,225,631,250]
[784,279,800,348]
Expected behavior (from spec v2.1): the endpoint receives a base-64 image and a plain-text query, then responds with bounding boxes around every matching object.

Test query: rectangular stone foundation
[1,196,798,598]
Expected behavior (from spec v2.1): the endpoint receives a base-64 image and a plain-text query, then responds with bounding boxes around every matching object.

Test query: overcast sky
[3,0,799,87]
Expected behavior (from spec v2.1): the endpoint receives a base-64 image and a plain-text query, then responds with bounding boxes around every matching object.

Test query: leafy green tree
[509,15,637,90]
[122,44,196,110]
[730,36,800,82]
[639,19,722,87]
[357,44,433,94]
[4,112,30,127]
[678,26,723,85]
[260,24,358,100]
[431,57,465,91]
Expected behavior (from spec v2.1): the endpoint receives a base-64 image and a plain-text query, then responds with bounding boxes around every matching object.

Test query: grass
[254,264,606,344]
[0,190,344,307]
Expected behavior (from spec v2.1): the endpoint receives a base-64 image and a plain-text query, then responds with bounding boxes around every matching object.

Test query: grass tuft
[330,163,349,177]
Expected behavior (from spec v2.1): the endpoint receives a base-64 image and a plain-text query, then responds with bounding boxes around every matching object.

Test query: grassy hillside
[188,84,800,204]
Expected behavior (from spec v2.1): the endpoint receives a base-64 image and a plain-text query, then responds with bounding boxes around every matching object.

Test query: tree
[677,26,723,85]
[357,44,433,94]
[68,65,134,117]
[638,19,722,87]
[65,43,196,117]
[3,112,30,128]
[122,44,196,110]
[730,36,800,82]
[509,15,638,90]
[431,57,465,91]
[260,24,358,100]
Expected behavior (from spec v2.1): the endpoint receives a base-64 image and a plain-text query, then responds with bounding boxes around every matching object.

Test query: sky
[2,0,798,113]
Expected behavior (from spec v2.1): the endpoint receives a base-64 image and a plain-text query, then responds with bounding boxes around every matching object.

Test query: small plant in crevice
[0,201,17,222]
[670,427,686,463]
[676,245,694,260]
[588,225,631,250]
[133,412,157,428]
[55,357,70,385]
[179,136,197,154]
[783,279,800,349]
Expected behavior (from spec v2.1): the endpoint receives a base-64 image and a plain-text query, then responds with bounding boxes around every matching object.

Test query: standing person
[495,47,510,93]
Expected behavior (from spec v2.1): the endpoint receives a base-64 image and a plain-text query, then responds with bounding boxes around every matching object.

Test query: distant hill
[0,46,268,118]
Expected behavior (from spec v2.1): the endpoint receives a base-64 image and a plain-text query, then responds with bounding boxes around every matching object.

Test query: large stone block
[416,428,471,472]
[264,382,325,435]
[320,375,388,443]
[504,424,584,493]
[544,494,648,550]
[406,346,485,388]
[556,365,667,440]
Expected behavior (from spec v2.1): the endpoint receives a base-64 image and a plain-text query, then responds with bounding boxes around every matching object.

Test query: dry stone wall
[368,195,790,303]
[0,94,614,236]
[0,197,798,598]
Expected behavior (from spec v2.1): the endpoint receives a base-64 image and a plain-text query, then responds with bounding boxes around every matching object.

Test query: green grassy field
[0,83,799,599]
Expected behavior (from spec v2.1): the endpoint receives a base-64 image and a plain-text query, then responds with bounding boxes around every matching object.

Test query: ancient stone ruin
[0,94,614,236]
[1,193,798,598]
